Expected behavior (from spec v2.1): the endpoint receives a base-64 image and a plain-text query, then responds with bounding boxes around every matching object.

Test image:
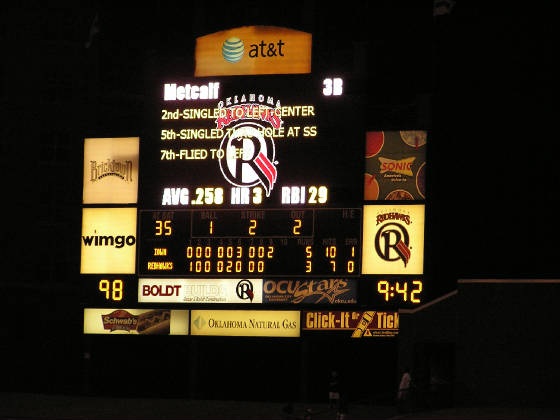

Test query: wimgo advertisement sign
[80,207,137,274]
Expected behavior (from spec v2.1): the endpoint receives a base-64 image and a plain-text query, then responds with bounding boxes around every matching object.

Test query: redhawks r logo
[236,279,255,302]
[218,122,277,196]
[375,222,411,267]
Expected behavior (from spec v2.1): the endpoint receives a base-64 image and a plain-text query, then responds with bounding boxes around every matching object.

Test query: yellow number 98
[99,279,123,301]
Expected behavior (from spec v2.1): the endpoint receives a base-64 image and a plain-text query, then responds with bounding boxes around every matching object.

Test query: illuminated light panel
[138,278,264,304]
[364,131,427,201]
[82,137,139,204]
[195,26,311,76]
[190,310,300,337]
[361,204,425,275]
[83,308,189,335]
[302,310,399,337]
[80,207,137,274]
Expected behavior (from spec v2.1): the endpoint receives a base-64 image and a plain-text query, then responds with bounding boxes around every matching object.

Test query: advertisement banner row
[138,278,357,305]
[83,132,426,205]
[83,309,399,338]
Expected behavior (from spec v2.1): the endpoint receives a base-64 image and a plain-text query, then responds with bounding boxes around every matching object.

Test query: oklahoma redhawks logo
[216,103,281,196]
[375,222,411,267]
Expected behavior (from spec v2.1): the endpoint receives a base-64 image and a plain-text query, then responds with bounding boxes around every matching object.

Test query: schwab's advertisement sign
[138,278,263,303]
[83,308,189,335]
[302,310,399,338]
[190,310,300,337]
[263,279,357,304]
[195,26,312,76]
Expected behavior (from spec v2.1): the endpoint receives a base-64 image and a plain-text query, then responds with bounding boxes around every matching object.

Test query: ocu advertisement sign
[263,279,357,304]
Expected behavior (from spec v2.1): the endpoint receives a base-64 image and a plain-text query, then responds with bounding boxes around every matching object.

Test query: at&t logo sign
[222,37,244,63]
[222,36,286,63]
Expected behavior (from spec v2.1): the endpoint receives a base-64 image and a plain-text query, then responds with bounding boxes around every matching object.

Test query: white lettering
[163,82,220,101]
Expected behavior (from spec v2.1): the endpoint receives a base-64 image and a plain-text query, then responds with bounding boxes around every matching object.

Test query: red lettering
[142,284,181,296]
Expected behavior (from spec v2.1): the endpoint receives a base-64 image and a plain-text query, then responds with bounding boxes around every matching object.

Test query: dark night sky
[31,1,560,282]
[0,1,553,288]
[1,0,558,402]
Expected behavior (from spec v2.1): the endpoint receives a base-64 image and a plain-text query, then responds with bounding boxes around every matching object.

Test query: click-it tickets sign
[144,75,363,209]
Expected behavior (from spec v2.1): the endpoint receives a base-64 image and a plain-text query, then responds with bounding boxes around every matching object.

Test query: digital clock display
[376,280,423,304]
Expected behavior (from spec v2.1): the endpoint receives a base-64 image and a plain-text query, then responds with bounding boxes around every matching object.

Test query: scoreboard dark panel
[140,75,365,210]
[137,208,362,277]
[80,75,428,310]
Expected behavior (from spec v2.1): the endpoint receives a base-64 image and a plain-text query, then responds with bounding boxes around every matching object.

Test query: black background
[2,0,557,402]
[142,75,365,209]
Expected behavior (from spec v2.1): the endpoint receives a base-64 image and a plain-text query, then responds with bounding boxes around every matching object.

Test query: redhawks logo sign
[216,100,282,196]
[361,205,425,275]
[374,222,411,267]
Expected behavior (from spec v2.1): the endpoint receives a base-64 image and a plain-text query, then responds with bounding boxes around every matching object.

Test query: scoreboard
[138,208,362,277]
[138,74,365,281]
[80,26,427,337]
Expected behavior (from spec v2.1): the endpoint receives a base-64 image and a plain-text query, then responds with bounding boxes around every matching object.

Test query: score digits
[140,208,362,276]
[155,220,172,236]
[98,279,123,301]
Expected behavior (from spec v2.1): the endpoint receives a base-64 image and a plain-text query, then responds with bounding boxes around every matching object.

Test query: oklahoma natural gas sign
[195,26,311,76]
